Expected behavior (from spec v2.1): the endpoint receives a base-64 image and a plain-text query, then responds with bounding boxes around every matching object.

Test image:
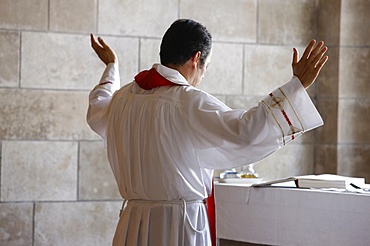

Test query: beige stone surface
[34,201,121,246]
[0,89,96,140]
[337,144,370,182]
[317,0,341,46]
[243,44,294,96]
[339,47,370,97]
[180,0,257,43]
[0,1,369,245]
[1,141,77,201]
[0,31,19,87]
[0,203,33,246]
[315,99,338,144]
[314,144,338,174]
[258,0,316,45]
[21,32,139,89]
[139,38,162,71]
[79,141,121,200]
[340,0,370,46]
[316,47,339,98]
[50,0,97,33]
[252,143,314,181]
[200,42,243,95]
[103,36,140,84]
[338,99,370,144]
[0,0,48,30]
[98,0,178,37]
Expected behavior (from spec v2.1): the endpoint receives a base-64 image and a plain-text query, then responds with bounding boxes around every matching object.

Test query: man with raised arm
[87,19,328,246]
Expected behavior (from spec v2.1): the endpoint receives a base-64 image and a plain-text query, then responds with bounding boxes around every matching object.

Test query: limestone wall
[0,0,369,245]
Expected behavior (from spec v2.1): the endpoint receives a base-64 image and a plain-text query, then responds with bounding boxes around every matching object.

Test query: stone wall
[0,0,369,245]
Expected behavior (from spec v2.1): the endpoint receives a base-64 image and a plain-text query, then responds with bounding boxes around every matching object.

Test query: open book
[252,174,366,189]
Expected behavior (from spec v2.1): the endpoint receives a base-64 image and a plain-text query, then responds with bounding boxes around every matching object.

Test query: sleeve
[86,63,120,139]
[261,76,323,145]
[187,76,323,169]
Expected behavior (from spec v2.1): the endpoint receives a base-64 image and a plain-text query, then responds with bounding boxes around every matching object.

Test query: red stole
[135,68,177,89]
[134,68,217,246]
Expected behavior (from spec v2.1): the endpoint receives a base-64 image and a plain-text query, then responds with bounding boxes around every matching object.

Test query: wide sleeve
[261,76,323,145]
[86,63,120,138]
[186,76,323,169]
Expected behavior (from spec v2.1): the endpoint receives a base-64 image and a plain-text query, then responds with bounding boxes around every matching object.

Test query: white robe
[87,63,323,246]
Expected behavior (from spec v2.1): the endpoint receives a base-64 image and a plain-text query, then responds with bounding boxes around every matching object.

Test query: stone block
[0,31,19,87]
[243,44,294,96]
[337,144,370,182]
[34,201,121,246]
[317,0,341,46]
[0,89,97,140]
[0,203,33,246]
[98,0,178,37]
[338,99,370,144]
[200,42,243,95]
[1,141,77,201]
[316,47,339,98]
[140,38,162,71]
[340,0,370,46]
[0,0,48,30]
[339,47,370,98]
[79,141,121,200]
[315,99,338,144]
[314,144,338,174]
[258,0,316,45]
[21,32,139,90]
[50,0,97,33]
[180,0,257,43]
[103,36,140,84]
[253,143,314,181]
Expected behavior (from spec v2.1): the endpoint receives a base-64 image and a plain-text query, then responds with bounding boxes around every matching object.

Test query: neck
[165,62,196,86]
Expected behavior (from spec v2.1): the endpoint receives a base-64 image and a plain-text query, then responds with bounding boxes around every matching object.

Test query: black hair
[160,19,212,68]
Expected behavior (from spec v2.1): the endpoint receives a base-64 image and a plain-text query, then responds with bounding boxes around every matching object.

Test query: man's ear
[191,51,201,68]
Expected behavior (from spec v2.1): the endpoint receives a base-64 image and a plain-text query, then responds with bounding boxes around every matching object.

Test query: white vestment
[87,63,323,246]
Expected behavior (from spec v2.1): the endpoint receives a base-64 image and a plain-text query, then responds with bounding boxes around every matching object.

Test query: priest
[87,19,328,246]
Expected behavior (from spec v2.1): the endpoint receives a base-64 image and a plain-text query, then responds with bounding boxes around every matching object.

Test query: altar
[215,183,370,246]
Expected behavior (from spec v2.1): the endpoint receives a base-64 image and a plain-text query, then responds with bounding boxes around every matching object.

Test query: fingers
[311,45,328,67]
[90,34,98,47]
[292,48,299,65]
[90,33,117,65]
[90,33,102,52]
[311,41,324,56]
[291,39,329,89]
[91,34,113,54]
[301,39,328,67]
[98,36,108,48]
[302,39,316,59]
[315,55,329,73]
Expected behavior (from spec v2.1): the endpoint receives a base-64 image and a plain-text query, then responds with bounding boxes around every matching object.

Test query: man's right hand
[90,34,118,65]
[292,40,328,89]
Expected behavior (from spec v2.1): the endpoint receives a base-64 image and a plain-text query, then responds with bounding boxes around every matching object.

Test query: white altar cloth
[215,183,370,246]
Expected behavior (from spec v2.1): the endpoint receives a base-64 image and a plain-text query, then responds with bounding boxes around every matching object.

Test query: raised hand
[90,34,117,65]
[292,40,328,89]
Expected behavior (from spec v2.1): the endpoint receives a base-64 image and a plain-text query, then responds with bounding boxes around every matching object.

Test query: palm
[292,40,328,89]
[90,34,117,65]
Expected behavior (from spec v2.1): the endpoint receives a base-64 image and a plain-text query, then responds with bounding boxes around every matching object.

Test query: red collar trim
[134,68,178,90]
